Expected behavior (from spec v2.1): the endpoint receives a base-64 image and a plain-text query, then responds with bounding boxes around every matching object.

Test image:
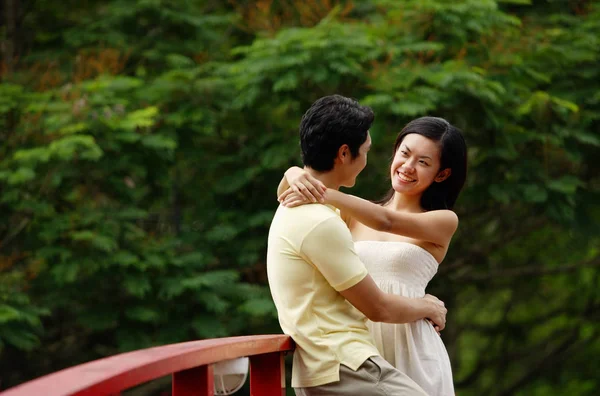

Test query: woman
[277,116,467,396]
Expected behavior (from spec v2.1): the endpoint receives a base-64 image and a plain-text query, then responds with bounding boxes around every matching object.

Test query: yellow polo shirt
[267,204,379,388]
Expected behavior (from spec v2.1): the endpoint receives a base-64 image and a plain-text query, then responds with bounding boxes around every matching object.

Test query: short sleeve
[301,216,368,291]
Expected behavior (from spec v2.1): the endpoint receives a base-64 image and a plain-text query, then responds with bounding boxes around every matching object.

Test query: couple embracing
[267,95,467,395]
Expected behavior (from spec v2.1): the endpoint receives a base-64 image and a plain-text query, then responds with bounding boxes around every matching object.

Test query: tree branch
[0,217,30,251]
[452,257,600,281]
[497,329,580,396]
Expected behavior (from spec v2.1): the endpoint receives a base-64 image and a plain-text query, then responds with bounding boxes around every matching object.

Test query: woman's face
[390,133,444,196]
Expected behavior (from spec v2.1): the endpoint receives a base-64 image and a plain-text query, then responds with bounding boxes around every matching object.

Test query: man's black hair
[300,95,374,171]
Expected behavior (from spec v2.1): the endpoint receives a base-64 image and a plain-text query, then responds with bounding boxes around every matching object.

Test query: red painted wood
[249,351,285,396]
[172,365,213,396]
[1,335,293,396]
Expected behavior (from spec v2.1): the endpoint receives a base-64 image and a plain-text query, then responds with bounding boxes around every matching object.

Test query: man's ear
[435,168,451,182]
[337,144,350,164]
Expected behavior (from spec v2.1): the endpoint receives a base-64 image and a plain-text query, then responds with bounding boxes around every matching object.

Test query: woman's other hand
[279,167,327,203]
[278,188,311,208]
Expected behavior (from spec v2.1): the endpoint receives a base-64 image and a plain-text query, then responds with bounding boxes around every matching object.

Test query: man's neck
[304,167,341,191]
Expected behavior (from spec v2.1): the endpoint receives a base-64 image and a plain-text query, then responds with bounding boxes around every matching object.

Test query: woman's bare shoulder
[426,209,459,226]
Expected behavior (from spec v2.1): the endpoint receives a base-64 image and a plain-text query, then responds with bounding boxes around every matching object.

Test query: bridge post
[250,351,286,396]
[172,364,214,396]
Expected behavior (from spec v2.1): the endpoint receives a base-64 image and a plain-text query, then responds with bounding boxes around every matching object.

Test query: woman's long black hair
[377,117,467,211]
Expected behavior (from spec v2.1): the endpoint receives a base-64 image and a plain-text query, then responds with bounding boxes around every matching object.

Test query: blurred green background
[1,0,599,395]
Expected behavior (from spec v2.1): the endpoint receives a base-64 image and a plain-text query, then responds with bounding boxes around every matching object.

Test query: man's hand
[279,167,327,204]
[423,294,447,333]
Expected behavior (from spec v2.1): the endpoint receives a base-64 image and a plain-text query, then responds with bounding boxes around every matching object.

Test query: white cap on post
[213,357,249,395]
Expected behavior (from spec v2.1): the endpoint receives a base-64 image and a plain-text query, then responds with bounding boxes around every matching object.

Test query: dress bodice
[353,241,454,396]
[354,241,439,291]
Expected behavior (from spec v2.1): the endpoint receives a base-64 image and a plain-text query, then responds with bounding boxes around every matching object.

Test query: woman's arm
[324,189,458,246]
[276,166,326,203]
[280,187,458,246]
[276,175,290,197]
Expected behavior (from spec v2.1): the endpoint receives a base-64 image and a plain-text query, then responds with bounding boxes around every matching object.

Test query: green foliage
[0,272,49,352]
[1,0,599,394]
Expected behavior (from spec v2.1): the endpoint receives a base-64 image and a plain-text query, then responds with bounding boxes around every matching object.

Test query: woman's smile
[396,171,416,183]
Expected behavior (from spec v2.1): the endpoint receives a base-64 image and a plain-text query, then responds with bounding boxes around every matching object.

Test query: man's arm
[340,275,446,329]
[302,216,447,329]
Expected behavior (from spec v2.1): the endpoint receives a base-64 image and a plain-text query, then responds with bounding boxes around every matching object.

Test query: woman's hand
[278,188,310,208]
[279,167,327,204]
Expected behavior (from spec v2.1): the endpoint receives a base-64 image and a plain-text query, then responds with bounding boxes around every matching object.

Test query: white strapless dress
[355,241,454,396]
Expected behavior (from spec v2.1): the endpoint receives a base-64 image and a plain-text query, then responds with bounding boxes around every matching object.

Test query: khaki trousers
[294,356,428,395]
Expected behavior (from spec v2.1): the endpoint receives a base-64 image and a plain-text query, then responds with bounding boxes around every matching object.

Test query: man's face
[340,132,372,188]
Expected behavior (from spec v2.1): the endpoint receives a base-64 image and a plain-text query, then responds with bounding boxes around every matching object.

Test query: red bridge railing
[1,334,294,396]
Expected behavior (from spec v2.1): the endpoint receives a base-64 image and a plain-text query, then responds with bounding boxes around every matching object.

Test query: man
[267,95,446,395]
